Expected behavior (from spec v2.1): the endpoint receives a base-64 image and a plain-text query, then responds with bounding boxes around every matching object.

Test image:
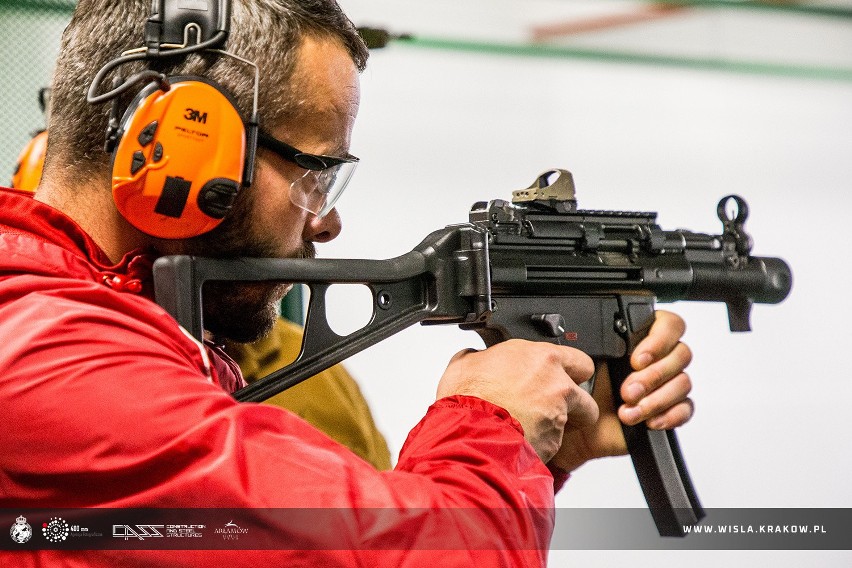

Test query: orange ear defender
[11,130,48,192]
[111,76,255,239]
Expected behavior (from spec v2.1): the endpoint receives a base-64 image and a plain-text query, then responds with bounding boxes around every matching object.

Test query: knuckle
[674,314,687,336]
[680,371,693,393]
[553,410,569,430]
[543,354,562,370]
[645,365,665,388]
[544,438,561,461]
[666,400,694,428]
[561,384,578,405]
[679,341,694,366]
[686,397,695,418]
[663,309,687,336]
[540,344,563,366]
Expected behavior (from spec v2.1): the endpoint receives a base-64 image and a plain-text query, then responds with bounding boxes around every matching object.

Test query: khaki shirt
[226,318,392,470]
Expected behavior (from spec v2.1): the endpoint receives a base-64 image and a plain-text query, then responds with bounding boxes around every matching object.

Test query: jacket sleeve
[0,286,557,567]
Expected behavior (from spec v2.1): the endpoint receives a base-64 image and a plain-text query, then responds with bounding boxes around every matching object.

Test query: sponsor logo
[113,525,165,541]
[42,517,70,543]
[68,523,103,538]
[10,515,32,544]
[164,524,205,538]
[214,520,249,541]
[112,523,205,540]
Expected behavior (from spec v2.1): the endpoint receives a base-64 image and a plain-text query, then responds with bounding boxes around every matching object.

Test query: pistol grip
[608,301,705,536]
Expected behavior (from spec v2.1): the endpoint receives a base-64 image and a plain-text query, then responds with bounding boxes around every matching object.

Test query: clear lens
[288,161,357,217]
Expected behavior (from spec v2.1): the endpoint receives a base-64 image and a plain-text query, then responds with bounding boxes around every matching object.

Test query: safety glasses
[256,130,358,218]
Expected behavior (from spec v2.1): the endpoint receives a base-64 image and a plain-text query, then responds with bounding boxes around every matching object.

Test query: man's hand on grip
[437,339,598,463]
[549,310,695,474]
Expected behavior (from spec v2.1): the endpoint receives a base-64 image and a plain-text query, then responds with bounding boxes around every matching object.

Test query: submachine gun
[153,169,792,538]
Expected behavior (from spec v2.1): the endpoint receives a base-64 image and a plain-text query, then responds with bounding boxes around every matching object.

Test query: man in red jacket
[0,0,693,565]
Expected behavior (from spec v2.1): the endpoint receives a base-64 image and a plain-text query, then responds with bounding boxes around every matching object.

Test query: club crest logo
[42,517,70,543]
[10,516,32,544]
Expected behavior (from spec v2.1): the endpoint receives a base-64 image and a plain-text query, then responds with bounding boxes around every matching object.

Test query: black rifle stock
[153,169,792,538]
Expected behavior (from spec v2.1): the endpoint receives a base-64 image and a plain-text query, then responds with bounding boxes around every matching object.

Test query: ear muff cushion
[11,130,48,192]
[112,78,246,239]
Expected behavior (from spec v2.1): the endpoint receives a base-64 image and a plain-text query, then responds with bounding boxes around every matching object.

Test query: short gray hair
[46,0,368,178]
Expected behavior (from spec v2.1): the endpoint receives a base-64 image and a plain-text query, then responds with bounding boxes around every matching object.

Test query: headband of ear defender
[111,76,248,239]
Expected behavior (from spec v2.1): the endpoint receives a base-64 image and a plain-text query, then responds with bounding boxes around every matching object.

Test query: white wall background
[321,2,852,566]
[0,6,67,181]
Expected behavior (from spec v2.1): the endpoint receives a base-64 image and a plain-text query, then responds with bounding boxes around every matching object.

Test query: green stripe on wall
[397,36,852,83]
[0,1,76,15]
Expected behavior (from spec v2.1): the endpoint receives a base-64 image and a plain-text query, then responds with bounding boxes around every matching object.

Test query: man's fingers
[553,345,596,388]
[631,310,686,370]
[621,341,692,405]
[564,386,600,430]
[646,399,695,430]
[619,372,692,426]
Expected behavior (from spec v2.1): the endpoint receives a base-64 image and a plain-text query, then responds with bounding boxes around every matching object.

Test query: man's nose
[303,207,342,243]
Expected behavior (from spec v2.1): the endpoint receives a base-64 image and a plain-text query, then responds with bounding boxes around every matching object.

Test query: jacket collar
[0,188,157,298]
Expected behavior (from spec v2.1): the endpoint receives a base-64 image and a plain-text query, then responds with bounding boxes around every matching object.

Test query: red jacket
[0,189,559,566]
